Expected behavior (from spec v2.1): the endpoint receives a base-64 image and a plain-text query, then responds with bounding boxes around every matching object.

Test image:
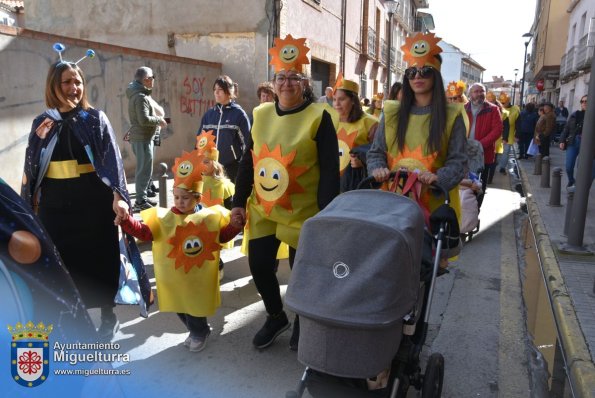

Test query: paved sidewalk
[516,147,595,397]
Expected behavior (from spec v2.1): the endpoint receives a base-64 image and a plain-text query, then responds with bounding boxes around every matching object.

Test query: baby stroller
[285,171,457,398]
[459,138,484,242]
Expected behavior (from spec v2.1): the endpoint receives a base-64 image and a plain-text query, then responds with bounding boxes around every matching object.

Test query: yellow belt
[46,160,95,179]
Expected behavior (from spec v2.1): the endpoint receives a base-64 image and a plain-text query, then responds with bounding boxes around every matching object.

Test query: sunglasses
[404,66,434,80]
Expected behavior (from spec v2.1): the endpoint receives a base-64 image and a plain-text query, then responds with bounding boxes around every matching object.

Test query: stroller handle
[356,171,450,203]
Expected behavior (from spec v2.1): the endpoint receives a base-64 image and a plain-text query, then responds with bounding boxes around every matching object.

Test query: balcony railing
[381,38,388,65]
[390,47,396,71]
[368,27,377,60]
[575,31,594,71]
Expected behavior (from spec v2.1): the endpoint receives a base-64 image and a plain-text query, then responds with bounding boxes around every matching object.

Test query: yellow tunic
[495,108,509,154]
[505,105,520,145]
[383,100,462,218]
[248,102,328,248]
[201,175,234,207]
[141,206,230,317]
[337,113,378,174]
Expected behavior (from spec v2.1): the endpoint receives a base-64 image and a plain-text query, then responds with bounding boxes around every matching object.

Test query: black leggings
[248,235,296,315]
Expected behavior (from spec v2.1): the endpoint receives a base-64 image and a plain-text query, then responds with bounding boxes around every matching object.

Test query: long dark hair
[396,62,446,154]
[339,89,364,123]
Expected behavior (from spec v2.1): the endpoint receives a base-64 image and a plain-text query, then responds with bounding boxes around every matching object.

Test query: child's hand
[231,207,246,229]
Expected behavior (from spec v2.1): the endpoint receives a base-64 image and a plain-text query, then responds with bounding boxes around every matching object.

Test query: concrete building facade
[438,40,484,90]
[559,0,594,114]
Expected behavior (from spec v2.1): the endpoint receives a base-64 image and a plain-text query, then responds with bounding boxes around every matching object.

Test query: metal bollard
[548,167,562,206]
[540,156,550,188]
[563,187,575,236]
[158,162,168,208]
[533,154,542,175]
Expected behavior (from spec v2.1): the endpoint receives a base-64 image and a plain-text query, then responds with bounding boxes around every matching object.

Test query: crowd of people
[18,33,592,358]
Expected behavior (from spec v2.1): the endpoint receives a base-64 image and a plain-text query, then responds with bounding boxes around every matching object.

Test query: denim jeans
[565,135,581,186]
[498,143,513,170]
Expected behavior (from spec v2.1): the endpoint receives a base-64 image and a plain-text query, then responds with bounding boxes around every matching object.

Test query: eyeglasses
[274,75,302,85]
[146,76,155,81]
[404,66,434,80]
[580,99,587,104]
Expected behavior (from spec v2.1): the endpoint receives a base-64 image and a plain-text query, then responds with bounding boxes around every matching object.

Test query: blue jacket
[198,101,251,166]
[517,109,539,139]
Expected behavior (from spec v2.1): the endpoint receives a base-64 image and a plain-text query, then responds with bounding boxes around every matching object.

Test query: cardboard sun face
[196,130,216,152]
[337,128,358,174]
[402,32,442,69]
[387,144,436,173]
[167,221,220,273]
[269,34,310,73]
[252,144,307,215]
[172,150,205,189]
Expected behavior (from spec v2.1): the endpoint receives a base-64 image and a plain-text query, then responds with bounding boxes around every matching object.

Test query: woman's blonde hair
[210,159,227,180]
[45,62,91,110]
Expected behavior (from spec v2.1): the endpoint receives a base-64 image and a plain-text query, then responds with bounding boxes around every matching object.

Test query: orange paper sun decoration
[269,34,310,73]
[172,150,205,190]
[167,221,220,273]
[402,32,442,69]
[196,129,217,153]
[252,144,308,215]
[337,127,358,173]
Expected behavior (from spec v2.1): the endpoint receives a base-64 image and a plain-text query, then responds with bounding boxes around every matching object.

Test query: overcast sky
[428,0,538,82]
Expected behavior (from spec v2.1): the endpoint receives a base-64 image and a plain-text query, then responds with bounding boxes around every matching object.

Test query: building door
[311,60,331,98]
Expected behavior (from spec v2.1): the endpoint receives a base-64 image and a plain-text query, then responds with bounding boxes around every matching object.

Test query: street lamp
[385,0,399,92]
[512,68,519,105]
[519,32,533,107]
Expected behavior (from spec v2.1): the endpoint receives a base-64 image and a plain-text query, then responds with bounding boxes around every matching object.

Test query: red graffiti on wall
[180,76,215,116]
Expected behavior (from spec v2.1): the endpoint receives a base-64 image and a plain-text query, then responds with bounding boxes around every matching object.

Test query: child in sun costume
[232,34,339,350]
[196,130,235,209]
[116,150,240,352]
[333,73,378,175]
[367,32,467,259]
[445,80,469,105]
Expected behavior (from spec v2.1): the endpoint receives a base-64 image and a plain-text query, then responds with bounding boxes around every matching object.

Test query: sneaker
[145,198,158,206]
[147,189,157,198]
[150,183,159,193]
[253,312,290,349]
[133,200,153,212]
[289,316,300,351]
[218,269,224,282]
[97,318,119,341]
[188,331,210,352]
[183,334,192,347]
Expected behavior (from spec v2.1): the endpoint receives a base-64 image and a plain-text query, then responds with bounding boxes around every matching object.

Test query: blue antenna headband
[52,42,95,65]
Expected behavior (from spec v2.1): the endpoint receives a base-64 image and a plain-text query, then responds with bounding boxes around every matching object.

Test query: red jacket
[465,101,503,164]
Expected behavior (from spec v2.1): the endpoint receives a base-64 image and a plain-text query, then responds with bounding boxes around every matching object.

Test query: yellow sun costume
[498,92,520,145]
[141,205,230,316]
[140,149,230,317]
[385,32,463,222]
[383,101,464,217]
[248,103,326,248]
[333,73,378,174]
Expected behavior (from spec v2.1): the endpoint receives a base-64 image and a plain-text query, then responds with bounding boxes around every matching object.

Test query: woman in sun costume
[332,73,378,175]
[367,32,467,229]
[231,34,339,351]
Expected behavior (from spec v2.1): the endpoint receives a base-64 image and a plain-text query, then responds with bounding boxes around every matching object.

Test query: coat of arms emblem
[8,321,53,387]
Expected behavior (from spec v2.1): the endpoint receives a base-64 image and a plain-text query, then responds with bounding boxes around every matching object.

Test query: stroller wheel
[421,353,444,398]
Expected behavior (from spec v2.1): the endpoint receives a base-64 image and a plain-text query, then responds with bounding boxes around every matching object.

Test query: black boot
[252,311,289,349]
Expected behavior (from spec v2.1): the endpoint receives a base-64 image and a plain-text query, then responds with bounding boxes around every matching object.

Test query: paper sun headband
[269,34,310,73]
[333,72,359,95]
[53,42,96,66]
[401,32,442,70]
[196,130,219,161]
[172,150,206,193]
[446,81,466,97]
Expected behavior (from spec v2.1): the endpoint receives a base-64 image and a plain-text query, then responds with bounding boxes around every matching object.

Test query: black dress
[38,108,119,309]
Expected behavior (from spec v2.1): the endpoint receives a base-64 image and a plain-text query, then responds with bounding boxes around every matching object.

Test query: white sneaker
[188,332,210,352]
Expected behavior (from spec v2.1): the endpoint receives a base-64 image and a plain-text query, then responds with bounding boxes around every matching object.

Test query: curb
[519,163,595,398]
